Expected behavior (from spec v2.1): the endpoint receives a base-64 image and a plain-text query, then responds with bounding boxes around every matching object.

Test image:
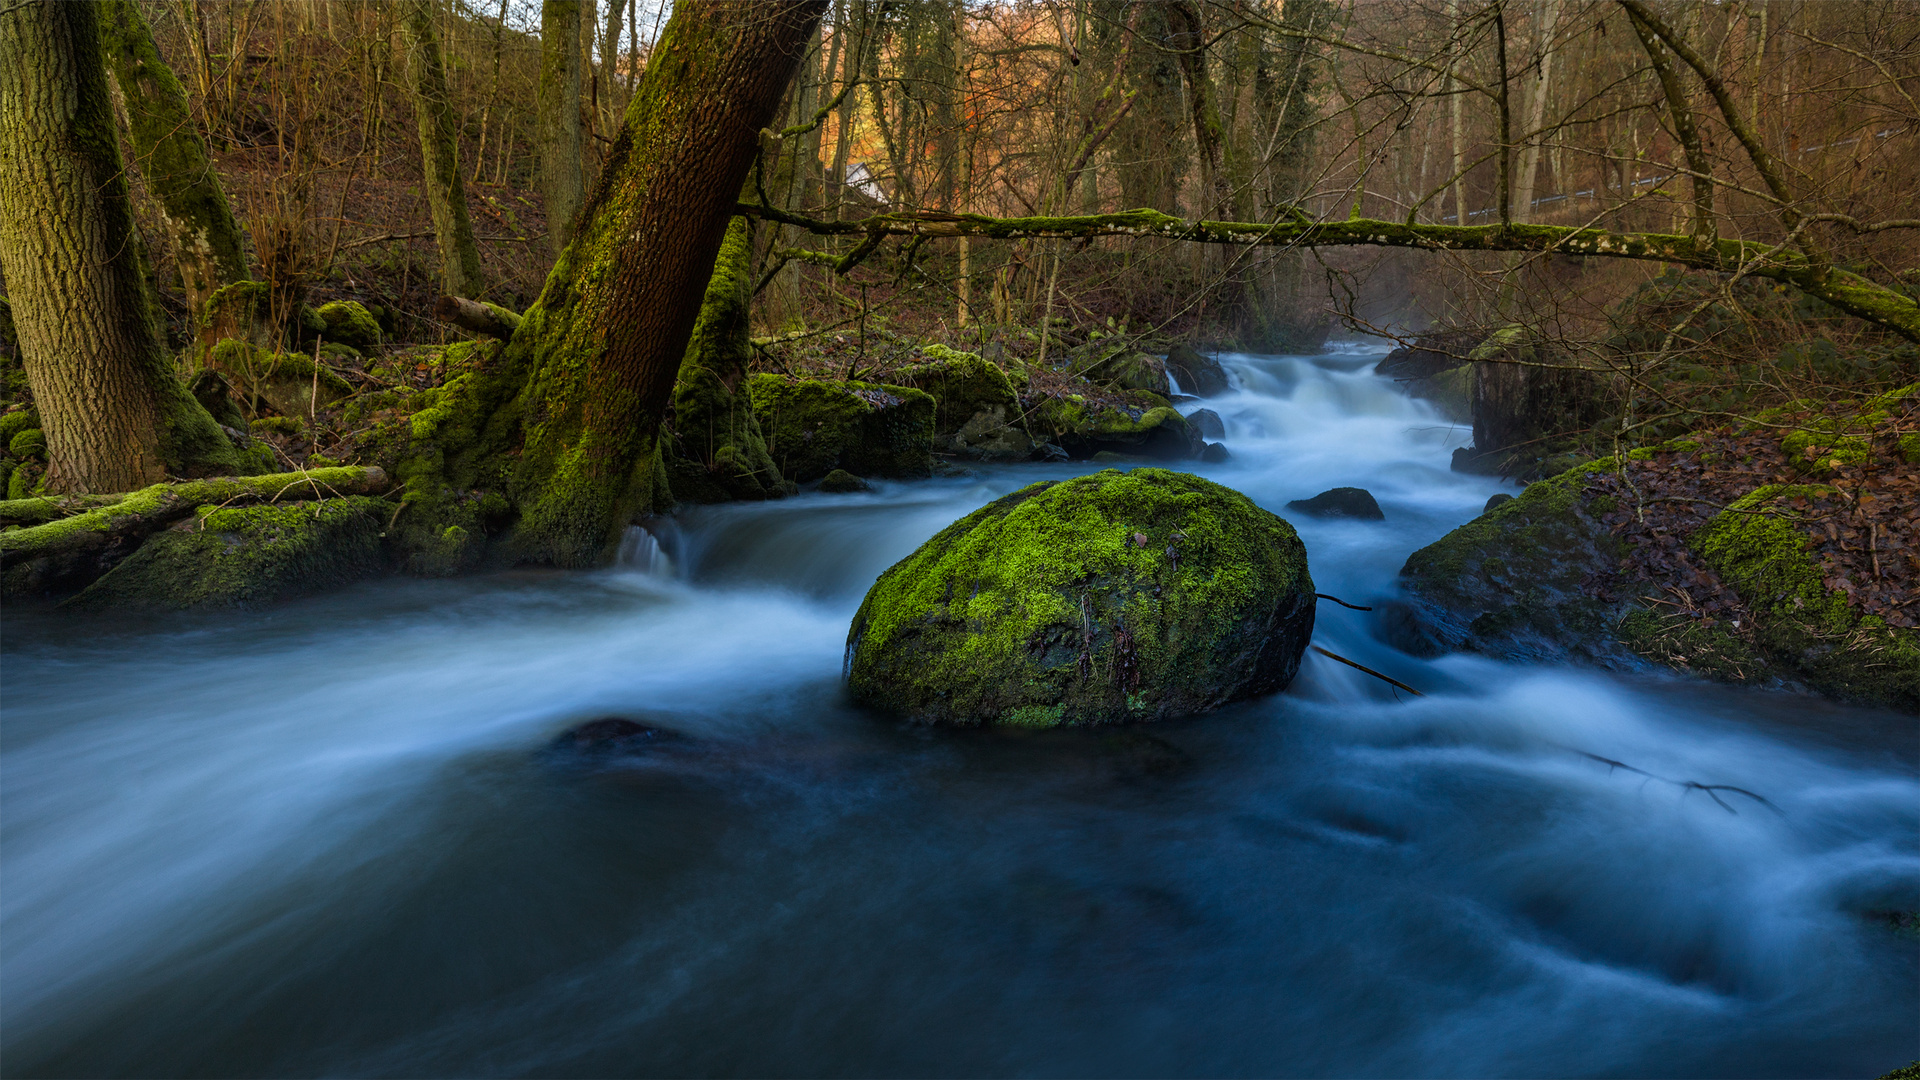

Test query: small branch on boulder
[433,295,522,339]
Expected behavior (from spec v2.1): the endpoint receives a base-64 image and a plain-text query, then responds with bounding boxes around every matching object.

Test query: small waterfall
[616,524,675,577]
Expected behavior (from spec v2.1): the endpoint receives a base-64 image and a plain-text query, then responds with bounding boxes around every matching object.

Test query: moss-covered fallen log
[1,466,389,599]
[736,202,1920,343]
[433,295,522,339]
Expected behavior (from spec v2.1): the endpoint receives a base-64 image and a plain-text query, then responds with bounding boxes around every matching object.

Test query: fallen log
[1,466,390,600]
[433,295,523,339]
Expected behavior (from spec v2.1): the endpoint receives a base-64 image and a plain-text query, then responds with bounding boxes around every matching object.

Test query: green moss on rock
[890,344,1018,433]
[208,339,354,418]
[313,300,382,350]
[67,496,390,610]
[745,374,935,483]
[9,428,45,461]
[0,408,40,446]
[846,468,1315,726]
[1033,394,1201,460]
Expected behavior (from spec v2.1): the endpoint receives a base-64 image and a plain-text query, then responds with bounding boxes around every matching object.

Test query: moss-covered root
[66,496,390,611]
[664,216,789,504]
[846,468,1314,726]
[0,466,389,601]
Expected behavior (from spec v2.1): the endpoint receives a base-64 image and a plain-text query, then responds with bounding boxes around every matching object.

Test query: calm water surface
[3,346,1915,1077]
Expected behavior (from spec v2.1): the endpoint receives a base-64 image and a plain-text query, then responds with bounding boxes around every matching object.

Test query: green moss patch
[746,374,935,483]
[846,468,1314,726]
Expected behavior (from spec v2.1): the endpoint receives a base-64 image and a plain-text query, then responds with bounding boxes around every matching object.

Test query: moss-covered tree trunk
[98,0,250,319]
[399,0,484,299]
[456,0,825,567]
[538,0,585,256]
[0,0,243,493]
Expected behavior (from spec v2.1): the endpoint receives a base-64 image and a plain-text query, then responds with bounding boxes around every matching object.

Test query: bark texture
[98,0,250,318]
[0,0,244,493]
[399,0,485,298]
[538,0,585,255]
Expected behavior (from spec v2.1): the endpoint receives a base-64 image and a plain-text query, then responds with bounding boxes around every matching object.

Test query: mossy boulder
[207,339,354,419]
[1393,460,1631,664]
[1085,350,1171,396]
[890,344,1018,433]
[845,469,1315,726]
[1033,393,1202,460]
[745,374,935,483]
[67,497,390,611]
[313,301,383,350]
[818,468,870,493]
[1165,344,1230,397]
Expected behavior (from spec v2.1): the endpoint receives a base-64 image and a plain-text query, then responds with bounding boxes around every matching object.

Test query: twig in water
[1315,593,1373,611]
[1566,748,1780,815]
[1310,645,1424,696]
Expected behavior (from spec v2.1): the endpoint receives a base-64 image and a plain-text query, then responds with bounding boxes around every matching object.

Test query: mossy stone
[1033,394,1200,460]
[314,301,383,350]
[745,374,935,482]
[67,496,390,611]
[209,339,354,418]
[891,344,1018,433]
[0,408,40,446]
[846,468,1315,726]
[1165,344,1229,396]
[818,468,870,493]
[9,427,45,461]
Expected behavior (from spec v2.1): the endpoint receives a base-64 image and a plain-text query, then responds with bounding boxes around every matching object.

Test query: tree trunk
[399,0,484,299]
[538,0,585,254]
[98,0,251,319]
[410,0,826,569]
[1509,0,1561,223]
[0,0,245,494]
[1168,0,1231,218]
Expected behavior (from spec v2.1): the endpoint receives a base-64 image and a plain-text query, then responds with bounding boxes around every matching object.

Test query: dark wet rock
[1165,344,1230,396]
[818,469,871,493]
[1186,408,1225,440]
[1286,487,1385,521]
[1469,325,1616,469]
[550,718,689,755]
[1199,442,1231,463]
[1376,330,1476,381]
[944,404,1036,461]
[1483,492,1515,513]
[846,468,1314,726]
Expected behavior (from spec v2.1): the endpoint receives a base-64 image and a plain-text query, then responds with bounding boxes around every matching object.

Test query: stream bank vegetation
[0,0,1914,709]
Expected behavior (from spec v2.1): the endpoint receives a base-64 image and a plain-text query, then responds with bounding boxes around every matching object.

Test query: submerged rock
[550,717,689,755]
[745,375,935,483]
[66,496,390,611]
[1165,344,1230,397]
[1286,487,1385,521]
[1199,443,1231,463]
[846,468,1315,726]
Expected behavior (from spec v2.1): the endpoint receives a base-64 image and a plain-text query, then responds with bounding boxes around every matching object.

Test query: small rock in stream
[1286,487,1385,521]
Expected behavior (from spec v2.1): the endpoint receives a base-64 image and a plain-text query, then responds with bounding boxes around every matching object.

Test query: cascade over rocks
[845,468,1315,726]
[1164,344,1230,397]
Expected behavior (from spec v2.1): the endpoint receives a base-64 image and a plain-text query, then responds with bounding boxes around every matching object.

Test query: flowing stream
[3,346,1915,1077]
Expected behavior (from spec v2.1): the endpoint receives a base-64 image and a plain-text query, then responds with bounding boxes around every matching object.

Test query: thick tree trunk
[538,0,585,255]
[399,0,485,299]
[0,0,245,494]
[408,0,827,569]
[98,0,250,319]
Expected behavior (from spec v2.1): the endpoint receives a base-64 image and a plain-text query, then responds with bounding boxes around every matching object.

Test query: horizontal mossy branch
[736,202,1920,342]
[1,466,389,599]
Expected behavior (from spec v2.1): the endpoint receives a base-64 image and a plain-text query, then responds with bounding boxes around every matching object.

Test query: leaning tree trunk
[538,0,585,256]
[0,0,244,494]
[399,0,484,299]
[406,0,826,569]
[98,0,250,319]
